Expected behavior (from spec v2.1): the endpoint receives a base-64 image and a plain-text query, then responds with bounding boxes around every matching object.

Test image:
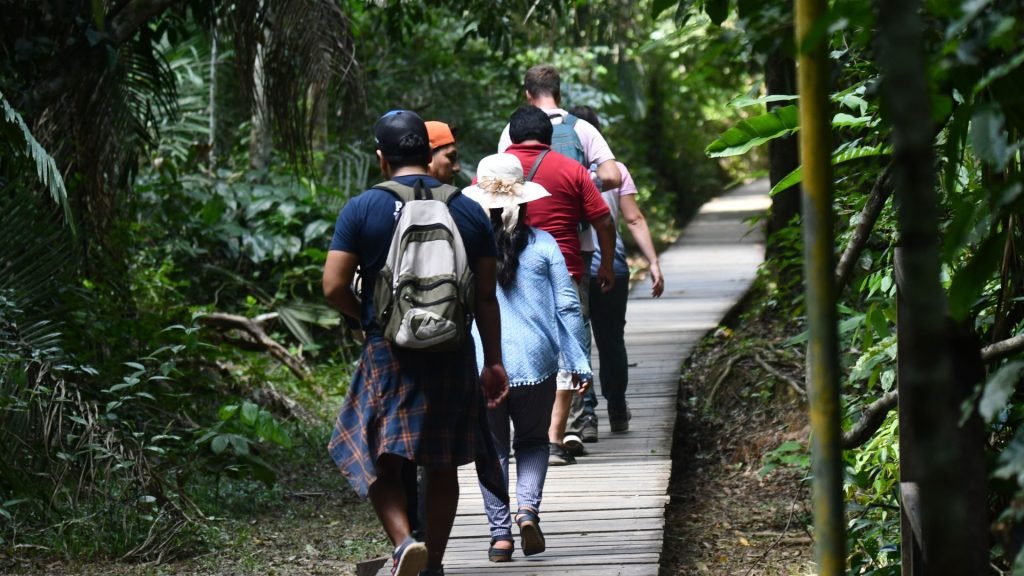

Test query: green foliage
[770,141,891,195]
[0,91,71,227]
[844,414,901,575]
[705,105,799,158]
[981,362,1024,425]
[704,0,1024,569]
[194,401,293,486]
[758,440,809,476]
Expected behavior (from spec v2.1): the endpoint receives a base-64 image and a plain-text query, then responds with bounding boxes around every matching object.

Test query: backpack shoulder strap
[562,113,578,128]
[429,183,461,204]
[374,180,462,204]
[526,150,551,182]
[373,180,417,203]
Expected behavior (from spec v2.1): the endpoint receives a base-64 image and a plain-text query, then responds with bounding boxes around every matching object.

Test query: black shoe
[608,407,632,433]
[573,414,599,443]
[548,442,576,465]
[563,432,586,456]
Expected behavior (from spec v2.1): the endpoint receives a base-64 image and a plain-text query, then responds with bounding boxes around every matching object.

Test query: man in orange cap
[426,120,461,185]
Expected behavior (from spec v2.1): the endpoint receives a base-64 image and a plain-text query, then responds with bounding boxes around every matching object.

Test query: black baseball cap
[374,110,431,165]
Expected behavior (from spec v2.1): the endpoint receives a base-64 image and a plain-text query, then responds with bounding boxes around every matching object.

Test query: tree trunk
[208,20,219,170]
[249,32,272,171]
[879,0,986,573]
[310,83,329,156]
[765,45,801,258]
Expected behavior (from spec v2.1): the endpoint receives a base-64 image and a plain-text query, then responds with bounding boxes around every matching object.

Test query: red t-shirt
[505,143,610,280]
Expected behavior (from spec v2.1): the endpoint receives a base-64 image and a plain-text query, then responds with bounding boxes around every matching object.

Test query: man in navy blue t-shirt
[323,110,508,576]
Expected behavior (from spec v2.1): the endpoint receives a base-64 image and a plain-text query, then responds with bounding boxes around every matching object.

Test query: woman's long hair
[490,206,533,289]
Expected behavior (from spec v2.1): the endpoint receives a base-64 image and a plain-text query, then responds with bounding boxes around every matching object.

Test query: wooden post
[895,249,989,574]
[894,249,924,575]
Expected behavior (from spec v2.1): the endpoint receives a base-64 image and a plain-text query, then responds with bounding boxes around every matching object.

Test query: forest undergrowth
[4,427,388,576]
[661,280,815,576]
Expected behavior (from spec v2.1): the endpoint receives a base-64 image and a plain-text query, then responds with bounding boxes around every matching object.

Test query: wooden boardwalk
[378,180,769,576]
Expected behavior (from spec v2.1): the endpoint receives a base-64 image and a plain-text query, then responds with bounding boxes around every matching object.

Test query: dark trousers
[588,276,630,412]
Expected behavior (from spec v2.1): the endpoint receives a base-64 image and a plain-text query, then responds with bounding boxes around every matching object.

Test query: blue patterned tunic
[473,229,592,386]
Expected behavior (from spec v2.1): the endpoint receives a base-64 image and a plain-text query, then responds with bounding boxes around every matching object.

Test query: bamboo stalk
[794,0,845,572]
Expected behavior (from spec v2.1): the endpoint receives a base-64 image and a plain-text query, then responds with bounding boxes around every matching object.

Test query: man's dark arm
[323,250,361,322]
[473,257,508,407]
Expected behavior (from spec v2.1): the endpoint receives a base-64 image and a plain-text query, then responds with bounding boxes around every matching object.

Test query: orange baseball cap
[425,121,456,151]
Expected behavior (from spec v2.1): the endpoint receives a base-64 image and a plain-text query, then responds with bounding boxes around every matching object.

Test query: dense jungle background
[1,0,1022,574]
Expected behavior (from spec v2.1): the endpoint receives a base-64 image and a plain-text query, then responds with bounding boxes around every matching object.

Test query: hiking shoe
[609,407,632,433]
[573,414,599,443]
[548,443,576,466]
[391,537,428,576]
[419,567,445,576]
[563,432,587,456]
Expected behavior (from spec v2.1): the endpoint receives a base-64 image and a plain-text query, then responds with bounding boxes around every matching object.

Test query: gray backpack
[372,180,474,351]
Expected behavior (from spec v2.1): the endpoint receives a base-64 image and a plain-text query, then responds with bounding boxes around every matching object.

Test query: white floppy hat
[462,153,550,210]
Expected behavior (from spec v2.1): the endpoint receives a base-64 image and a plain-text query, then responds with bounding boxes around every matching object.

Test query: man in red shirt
[503,105,616,465]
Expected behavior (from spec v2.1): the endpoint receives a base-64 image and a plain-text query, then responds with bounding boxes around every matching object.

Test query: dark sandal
[515,509,546,556]
[488,535,514,562]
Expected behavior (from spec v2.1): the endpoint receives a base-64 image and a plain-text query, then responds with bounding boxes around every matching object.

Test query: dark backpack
[371,180,474,351]
[548,113,586,166]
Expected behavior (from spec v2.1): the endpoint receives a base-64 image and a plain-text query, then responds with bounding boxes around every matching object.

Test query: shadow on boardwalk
[384,180,771,576]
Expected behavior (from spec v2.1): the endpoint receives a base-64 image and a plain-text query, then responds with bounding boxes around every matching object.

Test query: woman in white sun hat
[465,153,592,563]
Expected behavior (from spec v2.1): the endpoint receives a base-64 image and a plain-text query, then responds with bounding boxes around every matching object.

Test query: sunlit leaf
[706,105,799,158]
[652,0,680,19]
[771,143,892,195]
[728,94,799,109]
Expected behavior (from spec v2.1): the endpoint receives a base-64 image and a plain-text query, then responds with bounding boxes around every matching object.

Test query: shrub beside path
[376,179,770,576]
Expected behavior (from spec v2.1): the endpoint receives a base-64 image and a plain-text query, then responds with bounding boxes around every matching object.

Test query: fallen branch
[753,353,806,398]
[197,312,309,379]
[982,333,1024,363]
[842,391,899,449]
[835,164,894,294]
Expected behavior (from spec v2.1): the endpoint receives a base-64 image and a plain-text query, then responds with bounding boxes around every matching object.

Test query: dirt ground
[659,318,817,576]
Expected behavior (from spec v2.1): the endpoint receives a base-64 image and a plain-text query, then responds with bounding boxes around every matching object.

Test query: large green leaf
[948,228,1006,321]
[980,361,1024,423]
[704,0,731,25]
[974,48,1024,95]
[705,105,799,158]
[770,142,892,195]
[971,105,1021,172]
[652,0,681,19]
[728,94,799,109]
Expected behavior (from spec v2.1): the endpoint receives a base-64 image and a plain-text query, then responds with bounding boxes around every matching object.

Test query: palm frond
[0,90,73,229]
[0,188,74,353]
[223,0,363,166]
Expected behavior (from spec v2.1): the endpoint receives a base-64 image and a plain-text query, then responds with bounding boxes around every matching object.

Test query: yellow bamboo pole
[794,0,845,574]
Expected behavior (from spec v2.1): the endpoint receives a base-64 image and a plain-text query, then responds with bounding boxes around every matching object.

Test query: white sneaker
[563,433,586,456]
